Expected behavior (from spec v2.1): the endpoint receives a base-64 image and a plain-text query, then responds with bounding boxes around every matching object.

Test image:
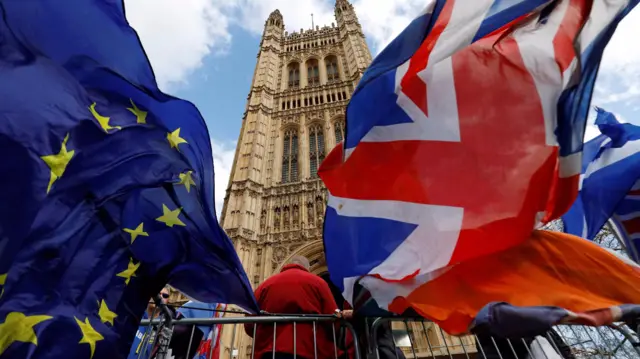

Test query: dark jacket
[245,264,340,359]
[351,318,404,359]
[339,300,404,359]
[146,306,204,359]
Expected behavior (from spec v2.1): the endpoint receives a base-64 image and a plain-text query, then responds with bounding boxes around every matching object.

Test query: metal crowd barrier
[138,309,361,359]
[367,318,640,359]
[134,305,640,359]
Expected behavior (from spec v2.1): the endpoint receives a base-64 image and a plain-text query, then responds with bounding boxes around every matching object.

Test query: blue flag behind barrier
[562,108,640,259]
[0,1,257,358]
[127,311,150,359]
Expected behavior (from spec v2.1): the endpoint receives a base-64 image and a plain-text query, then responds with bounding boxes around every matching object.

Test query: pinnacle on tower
[266,9,283,27]
[335,0,353,9]
[335,0,354,19]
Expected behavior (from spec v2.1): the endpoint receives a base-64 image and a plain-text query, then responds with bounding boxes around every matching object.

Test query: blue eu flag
[0,1,257,358]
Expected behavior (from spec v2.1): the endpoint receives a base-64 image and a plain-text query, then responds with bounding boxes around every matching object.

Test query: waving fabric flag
[0,2,256,359]
[177,302,227,345]
[190,304,227,359]
[562,108,640,259]
[611,183,640,261]
[353,230,640,334]
[319,0,640,332]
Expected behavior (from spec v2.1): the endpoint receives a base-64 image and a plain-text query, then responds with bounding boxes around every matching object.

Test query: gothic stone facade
[219,2,475,358]
[220,0,371,288]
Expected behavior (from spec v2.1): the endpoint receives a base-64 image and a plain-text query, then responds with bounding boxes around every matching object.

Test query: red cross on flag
[320,0,640,334]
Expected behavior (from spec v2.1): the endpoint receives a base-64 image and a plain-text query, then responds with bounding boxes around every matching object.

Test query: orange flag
[377,230,640,334]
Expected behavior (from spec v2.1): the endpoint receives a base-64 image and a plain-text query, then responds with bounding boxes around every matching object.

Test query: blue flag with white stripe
[562,108,640,259]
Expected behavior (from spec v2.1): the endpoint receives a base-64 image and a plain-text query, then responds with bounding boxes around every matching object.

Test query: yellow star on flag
[116,258,139,285]
[127,99,147,124]
[41,133,75,194]
[98,300,117,326]
[123,223,148,244]
[178,171,196,193]
[75,317,103,359]
[89,102,121,132]
[0,312,52,357]
[167,128,188,150]
[0,273,5,299]
[156,204,186,228]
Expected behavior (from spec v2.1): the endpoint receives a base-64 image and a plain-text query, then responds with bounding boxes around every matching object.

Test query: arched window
[326,55,339,82]
[307,59,320,86]
[288,63,300,88]
[334,120,345,144]
[309,124,325,178]
[281,129,299,183]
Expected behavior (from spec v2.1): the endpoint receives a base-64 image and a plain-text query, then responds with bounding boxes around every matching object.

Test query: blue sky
[124,0,640,212]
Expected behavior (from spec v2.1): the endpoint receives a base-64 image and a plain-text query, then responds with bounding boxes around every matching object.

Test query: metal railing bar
[141,315,340,326]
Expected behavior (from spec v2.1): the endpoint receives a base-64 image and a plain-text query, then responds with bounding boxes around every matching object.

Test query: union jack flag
[194,303,226,359]
[319,0,639,311]
[612,181,640,260]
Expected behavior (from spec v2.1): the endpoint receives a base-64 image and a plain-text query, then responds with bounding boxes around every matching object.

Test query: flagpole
[608,218,639,261]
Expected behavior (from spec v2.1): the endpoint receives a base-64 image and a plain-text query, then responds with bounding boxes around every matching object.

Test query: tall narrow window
[326,55,339,82]
[334,121,345,144]
[309,125,325,178]
[307,59,320,86]
[288,62,300,88]
[281,129,299,183]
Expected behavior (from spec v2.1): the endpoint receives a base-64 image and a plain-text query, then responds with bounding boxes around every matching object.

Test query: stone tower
[218,3,475,359]
[221,0,371,289]
[218,2,371,357]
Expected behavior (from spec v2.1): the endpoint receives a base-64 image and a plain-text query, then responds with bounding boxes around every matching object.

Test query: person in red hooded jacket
[245,256,350,359]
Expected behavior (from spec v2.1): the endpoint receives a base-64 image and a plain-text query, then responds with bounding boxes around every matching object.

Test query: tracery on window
[334,120,345,144]
[307,59,320,86]
[288,62,300,88]
[309,124,325,178]
[281,129,299,183]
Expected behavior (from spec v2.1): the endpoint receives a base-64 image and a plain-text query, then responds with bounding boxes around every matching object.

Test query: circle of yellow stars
[41,99,194,195]
[7,99,199,358]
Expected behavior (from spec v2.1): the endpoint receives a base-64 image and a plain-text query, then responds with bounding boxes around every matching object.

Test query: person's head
[289,255,310,270]
[148,286,171,314]
[159,286,170,304]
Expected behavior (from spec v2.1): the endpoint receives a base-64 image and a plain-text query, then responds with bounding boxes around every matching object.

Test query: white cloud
[584,124,600,142]
[230,0,335,35]
[593,7,640,107]
[124,0,233,90]
[125,0,640,97]
[211,140,237,217]
[228,0,426,54]
[352,0,424,53]
[123,0,424,91]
